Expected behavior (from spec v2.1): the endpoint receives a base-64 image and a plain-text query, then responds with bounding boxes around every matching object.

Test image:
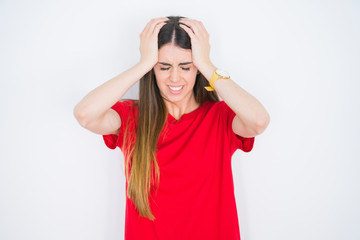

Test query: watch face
[216,69,230,78]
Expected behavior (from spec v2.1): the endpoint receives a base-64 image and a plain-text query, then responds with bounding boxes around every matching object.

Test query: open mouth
[168,85,184,95]
[169,85,184,91]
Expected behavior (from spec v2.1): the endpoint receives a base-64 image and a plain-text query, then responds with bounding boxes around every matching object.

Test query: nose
[169,68,180,83]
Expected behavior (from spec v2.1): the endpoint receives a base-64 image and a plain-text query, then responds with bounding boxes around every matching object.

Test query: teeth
[169,86,183,91]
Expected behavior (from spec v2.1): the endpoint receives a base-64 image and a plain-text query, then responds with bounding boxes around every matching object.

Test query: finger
[140,19,157,36]
[152,21,167,36]
[180,19,208,38]
[179,23,195,39]
[141,17,168,36]
[197,21,210,38]
[179,18,201,35]
[179,19,197,36]
[144,17,168,35]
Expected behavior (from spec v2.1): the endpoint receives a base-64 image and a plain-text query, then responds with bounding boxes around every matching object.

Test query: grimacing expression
[153,43,198,104]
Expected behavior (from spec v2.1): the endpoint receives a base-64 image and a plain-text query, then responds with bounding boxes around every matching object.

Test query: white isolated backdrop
[0,0,359,239]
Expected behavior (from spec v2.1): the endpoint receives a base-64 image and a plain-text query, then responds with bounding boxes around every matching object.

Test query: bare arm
[73,62,152,135]
[179,18,270,138]
[198,62,270,138]
[73,17,168,135]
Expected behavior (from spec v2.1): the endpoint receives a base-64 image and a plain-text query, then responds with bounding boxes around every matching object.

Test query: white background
[1,0,359,239]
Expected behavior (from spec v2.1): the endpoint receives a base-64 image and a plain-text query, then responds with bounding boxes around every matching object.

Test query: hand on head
[138,17,213,73]
[178,18,212,70]
[138,17,169,69]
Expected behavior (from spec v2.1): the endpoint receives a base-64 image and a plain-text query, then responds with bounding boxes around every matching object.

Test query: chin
[162,95,184,104]
[162,92,191,104]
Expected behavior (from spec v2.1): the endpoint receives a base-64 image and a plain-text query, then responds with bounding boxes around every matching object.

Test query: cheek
[155,73,167,89]
[154,70,166,83]
[187,70,198,82]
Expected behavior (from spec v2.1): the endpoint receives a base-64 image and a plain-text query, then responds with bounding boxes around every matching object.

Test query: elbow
[254,112,270,135]
[73,104,91,128]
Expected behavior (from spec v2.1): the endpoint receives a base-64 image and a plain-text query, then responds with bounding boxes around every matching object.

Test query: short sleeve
[220,101,255,153]
[102,100,135,150]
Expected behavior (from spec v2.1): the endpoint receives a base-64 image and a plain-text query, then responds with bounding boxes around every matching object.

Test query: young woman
[74,16,270,240]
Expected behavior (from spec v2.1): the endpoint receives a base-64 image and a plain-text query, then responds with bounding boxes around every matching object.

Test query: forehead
[158,44,192,63]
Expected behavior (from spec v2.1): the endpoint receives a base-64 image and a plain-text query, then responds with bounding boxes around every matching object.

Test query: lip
[168,85,184,94]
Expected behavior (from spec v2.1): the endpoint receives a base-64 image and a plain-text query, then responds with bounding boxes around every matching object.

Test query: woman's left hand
[179,18,214,71]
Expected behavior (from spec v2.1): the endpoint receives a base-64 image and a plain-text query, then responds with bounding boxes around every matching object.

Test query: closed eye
[160,67,190,71]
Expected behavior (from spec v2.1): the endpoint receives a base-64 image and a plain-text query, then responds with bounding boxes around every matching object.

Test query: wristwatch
[204,69,230,91]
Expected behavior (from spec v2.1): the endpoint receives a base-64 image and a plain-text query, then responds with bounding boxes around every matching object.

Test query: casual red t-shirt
[103,100,255,240]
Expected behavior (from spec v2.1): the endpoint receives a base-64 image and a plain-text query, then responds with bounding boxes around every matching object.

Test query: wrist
[136,60,156,73]
[204,68,231,92]
[197,62,217,81]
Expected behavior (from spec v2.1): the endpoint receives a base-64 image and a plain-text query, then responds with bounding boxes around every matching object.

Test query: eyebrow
[158,62,192,66]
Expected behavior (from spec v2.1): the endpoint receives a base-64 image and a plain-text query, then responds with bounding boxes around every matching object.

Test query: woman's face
[153,43,198,104]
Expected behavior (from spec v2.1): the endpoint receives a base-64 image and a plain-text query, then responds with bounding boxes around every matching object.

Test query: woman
[74,16,270,240]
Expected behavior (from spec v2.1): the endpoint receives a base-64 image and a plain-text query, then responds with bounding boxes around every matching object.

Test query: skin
[153,43,200,120]
[140,18,270,137]
[178,18,270,137]
[74,18,270,137]
[73,17,270,139]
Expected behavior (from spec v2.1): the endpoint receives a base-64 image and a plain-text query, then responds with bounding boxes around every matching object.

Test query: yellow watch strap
[204,70,230,91]
[204,72,219,91]
[204,86,215,91]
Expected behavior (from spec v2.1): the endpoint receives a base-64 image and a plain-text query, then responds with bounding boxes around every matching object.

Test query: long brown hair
[124,16,219,221]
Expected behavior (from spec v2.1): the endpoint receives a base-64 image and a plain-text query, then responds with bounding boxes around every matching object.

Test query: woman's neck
[164,95,199,120]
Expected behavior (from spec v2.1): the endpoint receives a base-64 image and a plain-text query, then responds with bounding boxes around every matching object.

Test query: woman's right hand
[138,17,168,69]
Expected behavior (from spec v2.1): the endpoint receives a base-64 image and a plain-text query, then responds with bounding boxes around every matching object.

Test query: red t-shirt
[103,100,255,240]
